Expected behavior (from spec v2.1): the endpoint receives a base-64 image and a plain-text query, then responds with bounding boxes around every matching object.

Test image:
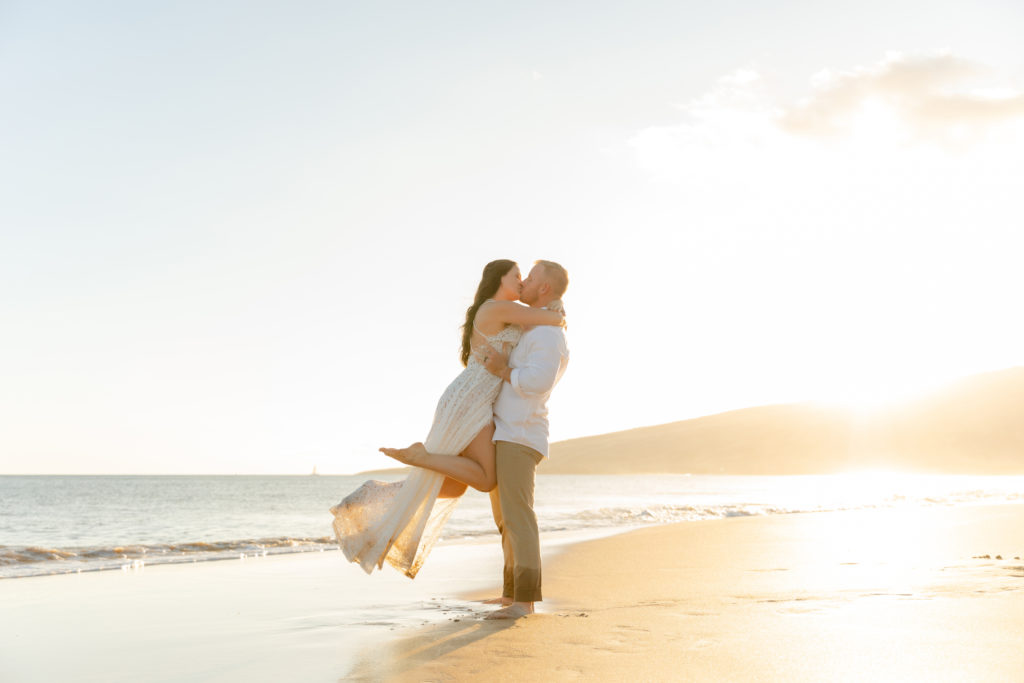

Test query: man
[479,259,569,619]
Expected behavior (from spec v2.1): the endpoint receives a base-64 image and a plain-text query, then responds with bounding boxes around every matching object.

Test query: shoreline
[0,524,638,583]
[0,521,640,682]
[3,504,1024,681]
[7,472,1024,582]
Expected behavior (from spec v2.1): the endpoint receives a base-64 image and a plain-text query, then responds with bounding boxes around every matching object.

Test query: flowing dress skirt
[331,361,504,578]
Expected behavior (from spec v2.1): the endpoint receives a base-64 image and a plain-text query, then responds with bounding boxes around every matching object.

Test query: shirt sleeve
[509,328,566,398]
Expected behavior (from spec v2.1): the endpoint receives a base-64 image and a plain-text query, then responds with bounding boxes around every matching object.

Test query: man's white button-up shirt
[492,324,569,458]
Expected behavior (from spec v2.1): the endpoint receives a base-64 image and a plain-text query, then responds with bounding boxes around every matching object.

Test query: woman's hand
[547,299,567,328]
[476,344,510,381]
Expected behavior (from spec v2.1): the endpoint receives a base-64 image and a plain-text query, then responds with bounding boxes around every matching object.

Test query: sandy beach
[361,504,1024,682]
[3,503,1022,682]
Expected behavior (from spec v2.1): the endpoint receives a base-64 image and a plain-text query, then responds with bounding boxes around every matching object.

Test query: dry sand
[355,504,1024,682]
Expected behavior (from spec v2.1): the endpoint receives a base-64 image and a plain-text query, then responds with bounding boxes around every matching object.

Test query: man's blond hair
[535,260,569,298]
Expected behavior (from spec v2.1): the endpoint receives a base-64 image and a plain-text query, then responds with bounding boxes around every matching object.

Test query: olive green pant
[489,441,544,603]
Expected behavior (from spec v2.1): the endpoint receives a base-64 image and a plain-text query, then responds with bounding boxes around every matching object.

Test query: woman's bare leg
[439,477,467,499]
[381,423,497,493]
[458,424,497,491]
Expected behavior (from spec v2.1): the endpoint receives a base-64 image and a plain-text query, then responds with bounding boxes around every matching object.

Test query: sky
[2,1,1023,474]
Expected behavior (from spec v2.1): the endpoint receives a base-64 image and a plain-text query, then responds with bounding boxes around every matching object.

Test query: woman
[331,260,564,578]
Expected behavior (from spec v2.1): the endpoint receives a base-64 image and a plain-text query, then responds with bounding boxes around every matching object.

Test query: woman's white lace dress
[331,324,522,578]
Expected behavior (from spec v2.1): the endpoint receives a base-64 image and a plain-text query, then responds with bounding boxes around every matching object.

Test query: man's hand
[477,344,511,382]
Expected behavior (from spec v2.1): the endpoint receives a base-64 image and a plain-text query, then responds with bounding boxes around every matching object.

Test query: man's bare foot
[480,597,513,606]
[379,442,428,466]
[483,602,534,620]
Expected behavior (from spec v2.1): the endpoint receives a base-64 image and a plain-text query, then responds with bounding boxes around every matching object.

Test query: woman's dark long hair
[460,259,517,366]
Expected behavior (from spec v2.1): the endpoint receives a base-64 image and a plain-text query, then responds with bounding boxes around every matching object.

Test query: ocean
[3,472,1024,580]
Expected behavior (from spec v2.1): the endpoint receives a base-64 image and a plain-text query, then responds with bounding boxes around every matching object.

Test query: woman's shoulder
[475,299,519,326]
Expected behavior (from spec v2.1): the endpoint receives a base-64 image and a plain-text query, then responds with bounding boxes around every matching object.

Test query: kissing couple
[331,259,569,620]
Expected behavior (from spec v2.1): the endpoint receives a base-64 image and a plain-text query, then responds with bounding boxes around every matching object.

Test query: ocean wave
[564,503,801,526]
[552,494,1024,531]
[436,488,1024,543]
[0,536,336,579]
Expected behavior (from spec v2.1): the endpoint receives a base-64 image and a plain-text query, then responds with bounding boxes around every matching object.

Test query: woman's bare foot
[379,442,428,466]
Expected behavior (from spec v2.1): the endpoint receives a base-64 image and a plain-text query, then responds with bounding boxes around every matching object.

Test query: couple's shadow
[343,608,516,681]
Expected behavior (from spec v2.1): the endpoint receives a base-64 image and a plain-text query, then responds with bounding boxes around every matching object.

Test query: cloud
[627,68,782,181]
[621,50,1024,265]
[779,51,1024,140]
[627,51,1024,188]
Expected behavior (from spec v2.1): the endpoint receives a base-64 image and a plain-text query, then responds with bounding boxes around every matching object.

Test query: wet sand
[0,539,505,682]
